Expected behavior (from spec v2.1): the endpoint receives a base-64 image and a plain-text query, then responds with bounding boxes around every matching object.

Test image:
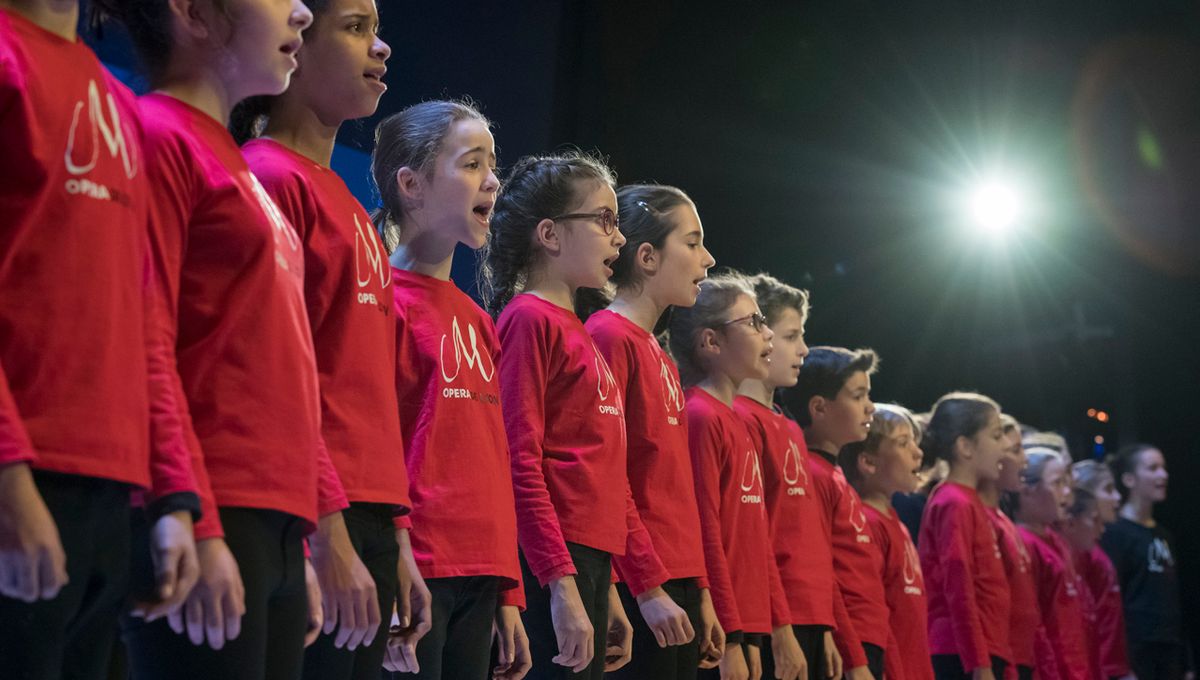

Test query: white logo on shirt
[65,79,137,180]
[440,316,495,384]
[354,213,389,296]
[848,493,870,541]
[740,449,764,504]
[247,173,299,275]
[783,438,809,493]
[654,339,684,422]
[595,345,618,403]
[1148,537,1174,573]
[903,535,921,587]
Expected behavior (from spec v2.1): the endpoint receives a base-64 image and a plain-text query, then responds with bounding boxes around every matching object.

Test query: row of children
[0,0,1184,679]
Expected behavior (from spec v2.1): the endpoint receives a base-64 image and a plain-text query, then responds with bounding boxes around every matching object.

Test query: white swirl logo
[354,213,389,290]
[248,173,298,253]
[64,79,137,179]
[903,535,921,585]
[655,339,684,413]
[595,344,618,402]
[740,450,764,493]
[440,316,495,383]
[783,438,808,487]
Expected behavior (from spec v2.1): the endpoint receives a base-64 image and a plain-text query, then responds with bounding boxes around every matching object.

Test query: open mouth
[280,38,302,57]
[472,201,494,224]
[602,254,619,276]
[364,67,387,90]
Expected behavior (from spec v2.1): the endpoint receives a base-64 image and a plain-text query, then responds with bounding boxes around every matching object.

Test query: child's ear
[808,395,826,423]
[168,0,212,41]
[953,434,973,462]
[534,218,560,253]
[1121,471,1136,494]
[395,166,422,210]
[857,451,877,478]
[636,242,659,275]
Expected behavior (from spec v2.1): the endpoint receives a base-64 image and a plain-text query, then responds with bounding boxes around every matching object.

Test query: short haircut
[837,403,920,490]
[779,346,878,428]
[747,273,810,327]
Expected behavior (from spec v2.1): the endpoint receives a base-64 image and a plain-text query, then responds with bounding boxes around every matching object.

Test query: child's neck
[524,269,575,312]
[805,430,843,457]
[262,103,340,168]
[389,223,456,280]
[157,71,236,127]
[2,0,77,40]
[977,478,1000,508]
[736,378,776,408]
[696,371,739,408]
[607,290,666,334]
[861,485,893,516]
[1017,516,1048,535]
[1120,497,1156,527]
[945,463,980,491]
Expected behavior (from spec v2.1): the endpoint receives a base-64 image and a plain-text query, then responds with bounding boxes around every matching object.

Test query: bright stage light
[967,178,1025,236]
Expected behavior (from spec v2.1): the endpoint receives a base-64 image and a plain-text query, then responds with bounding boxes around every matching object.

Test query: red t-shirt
[587,310,698,595]
[497,294,629,585]
[139,93,344,538]
[734,397,833,627]
[390,269,520,599]
[1075,544,1130,678]
[987,506,1041,669]
[242,139,409,511]
[0,10,195,500]
[686,387,788,635]
[809,451,891,649]
[919,481,1011,670]
[1020,527,1089,680]
[866,504,933,680]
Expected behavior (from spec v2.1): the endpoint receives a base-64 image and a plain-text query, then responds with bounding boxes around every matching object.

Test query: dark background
[90,0,1200,653]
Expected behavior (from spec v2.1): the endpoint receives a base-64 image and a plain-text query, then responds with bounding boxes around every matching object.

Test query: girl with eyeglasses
[668,272,788,680]
[583,184,724,680]
[480,152,643,679]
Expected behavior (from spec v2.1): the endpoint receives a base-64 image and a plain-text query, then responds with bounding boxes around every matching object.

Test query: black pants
[1017,665,1034,680]
[520,543,611,680]
[760,624,830,680]
[606,578,703,680]
[1129,641,1186,680]
[863,642,884,680]
[387,575,500,680]
[303,503,399,680]
[124,507,308,680]
[932,654,1008,680]
[698,635,762,680]
[0,471,131,680]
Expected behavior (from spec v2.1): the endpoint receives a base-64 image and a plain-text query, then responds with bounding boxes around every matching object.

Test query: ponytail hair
[920,391,1001,468]
[371,99,492,253]
[575,183,695,322]
[479,151,616,319]
[666,271,754,387]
